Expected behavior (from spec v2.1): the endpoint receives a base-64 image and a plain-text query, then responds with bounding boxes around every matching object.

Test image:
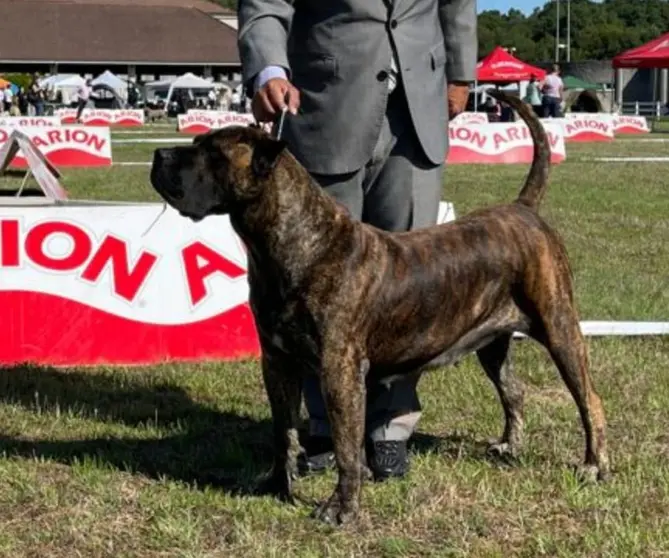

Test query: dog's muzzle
[151,148,185,200]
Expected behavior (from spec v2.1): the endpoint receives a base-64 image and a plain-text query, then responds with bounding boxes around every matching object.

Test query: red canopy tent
[612,32,669,69]
[476,46,547,82]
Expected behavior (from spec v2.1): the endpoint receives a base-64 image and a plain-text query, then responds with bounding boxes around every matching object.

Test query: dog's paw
[486,441,519,463]
[254,470,296,505]
[573,463,611,484]
[311,496,358,526]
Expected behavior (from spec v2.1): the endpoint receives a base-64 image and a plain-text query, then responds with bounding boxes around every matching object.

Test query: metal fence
[621,101,667,117]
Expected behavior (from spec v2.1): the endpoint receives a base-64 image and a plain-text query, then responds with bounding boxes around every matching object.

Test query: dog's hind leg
[537,314,610,482]
[257,352,303,503]
[477,334,525,460]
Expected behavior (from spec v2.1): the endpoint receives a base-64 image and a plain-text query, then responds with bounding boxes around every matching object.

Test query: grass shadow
[0,364,274,494]
[0,365,519,495]
[0,186,47,197]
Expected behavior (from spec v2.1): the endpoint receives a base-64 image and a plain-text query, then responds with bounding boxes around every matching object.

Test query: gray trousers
[304,88,443,442]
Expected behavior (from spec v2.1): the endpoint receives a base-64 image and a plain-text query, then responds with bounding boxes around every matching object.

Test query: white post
[614,68,624,109]
[660,68,669,105]
[474,79,478,112]
[555,0,561,63]
[566,0,571,63]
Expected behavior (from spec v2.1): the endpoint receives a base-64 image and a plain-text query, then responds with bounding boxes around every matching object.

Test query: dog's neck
[229,156,355,284]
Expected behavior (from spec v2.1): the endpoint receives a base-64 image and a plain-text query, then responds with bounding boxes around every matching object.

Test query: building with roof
[0,0,241,81]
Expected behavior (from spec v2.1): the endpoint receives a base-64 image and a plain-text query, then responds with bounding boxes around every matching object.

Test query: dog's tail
[486,89,551,210]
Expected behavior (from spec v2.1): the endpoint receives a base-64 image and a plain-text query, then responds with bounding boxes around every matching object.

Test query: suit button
[377,70,388,82]
[390,19,398,29]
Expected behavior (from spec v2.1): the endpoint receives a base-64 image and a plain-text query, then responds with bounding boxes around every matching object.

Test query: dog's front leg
[257,352,302,503]
[313,345,366,526]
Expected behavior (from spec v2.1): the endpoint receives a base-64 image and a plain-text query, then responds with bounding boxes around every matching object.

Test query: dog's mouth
[150,171,186,202]
[178,210,205,223]
[210,203,229,216]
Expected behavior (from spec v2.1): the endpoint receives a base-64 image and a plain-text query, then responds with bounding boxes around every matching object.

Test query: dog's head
[149,125,286,222]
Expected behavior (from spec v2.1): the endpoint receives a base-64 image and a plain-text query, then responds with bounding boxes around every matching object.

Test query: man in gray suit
[238,0,477,480]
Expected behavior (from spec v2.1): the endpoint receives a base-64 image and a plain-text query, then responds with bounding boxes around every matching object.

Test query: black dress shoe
[368,440,409,481]
[297,436,335,476]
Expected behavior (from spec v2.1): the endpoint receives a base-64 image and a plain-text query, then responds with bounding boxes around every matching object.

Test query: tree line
[213,0,669,62]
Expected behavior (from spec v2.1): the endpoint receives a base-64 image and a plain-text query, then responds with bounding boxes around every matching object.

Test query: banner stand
[0,129,69,200]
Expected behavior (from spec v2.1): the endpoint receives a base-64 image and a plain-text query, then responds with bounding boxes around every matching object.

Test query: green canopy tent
[562,75,603,91]
[562,75,608,113]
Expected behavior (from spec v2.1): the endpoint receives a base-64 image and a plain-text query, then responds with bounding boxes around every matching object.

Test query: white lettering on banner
[450,112,489,126]
[0,126,112,165]
[185,109,212,117]
[566,112,613,120]
[0,219,159,303]
[0,116,60,127]
[612,115,650,133]
[178,113,214,130]
[491,62,524,70]
[558,113,614,140]
[55,108,145,126]
[566,119,609,133]
[0,201,457,327]
[178,111,255,133]
[448,122,564,152]
[0,206,249,324]
[567,112,649,134]
[447,122,566,163]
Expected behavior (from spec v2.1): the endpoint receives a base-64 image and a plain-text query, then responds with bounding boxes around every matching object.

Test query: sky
[478,0,602,15]
[477,0,546,15]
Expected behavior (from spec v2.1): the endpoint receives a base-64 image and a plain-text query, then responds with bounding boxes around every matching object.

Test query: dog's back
[336,93,572,370]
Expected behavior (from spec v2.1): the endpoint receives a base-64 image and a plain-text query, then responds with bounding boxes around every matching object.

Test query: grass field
[0,121,668,557]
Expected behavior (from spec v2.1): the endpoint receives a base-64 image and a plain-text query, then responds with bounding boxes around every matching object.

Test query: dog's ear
[251,137,287,178]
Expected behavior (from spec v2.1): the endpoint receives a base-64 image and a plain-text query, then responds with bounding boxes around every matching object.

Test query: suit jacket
[238,0,477,175]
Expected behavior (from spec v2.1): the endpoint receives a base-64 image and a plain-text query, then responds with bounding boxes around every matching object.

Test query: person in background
[17,87,28,116]
[230,88,241,112]
[220,87,231,110]
[29,81,45,116]
[9,96,20,116]
[75,78,92,123]
[238,0,477,481]
[0,86,5,115]
[524,74,542,117]
[127,81,139,108]
[482,94,500,122]
[207,88,217,109]
[3,85,14,114]
[541,64,564,118]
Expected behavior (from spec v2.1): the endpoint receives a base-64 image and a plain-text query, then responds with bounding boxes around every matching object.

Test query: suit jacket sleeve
[439,0,478,83]
[237,0,295,88]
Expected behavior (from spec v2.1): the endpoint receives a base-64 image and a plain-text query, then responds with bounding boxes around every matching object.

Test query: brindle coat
[150,91,610,526]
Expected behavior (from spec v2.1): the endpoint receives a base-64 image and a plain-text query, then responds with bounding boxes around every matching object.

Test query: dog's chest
[250,288,321,362]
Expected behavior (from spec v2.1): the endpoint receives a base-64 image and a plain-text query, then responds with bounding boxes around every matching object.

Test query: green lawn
[0,127,668,557]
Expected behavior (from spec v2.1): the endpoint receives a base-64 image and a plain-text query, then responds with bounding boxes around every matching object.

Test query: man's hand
[447,82,470,117]
[252,78,300,122]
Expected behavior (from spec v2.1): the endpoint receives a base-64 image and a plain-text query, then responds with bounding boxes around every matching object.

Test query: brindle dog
[150,91,610,526]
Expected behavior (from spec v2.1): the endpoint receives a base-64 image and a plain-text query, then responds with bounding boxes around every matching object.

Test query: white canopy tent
[144,72,215,106]
[165,72,215,105]
[143,77,172,102]
[38,74,86,104]
[91,70,128,100]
